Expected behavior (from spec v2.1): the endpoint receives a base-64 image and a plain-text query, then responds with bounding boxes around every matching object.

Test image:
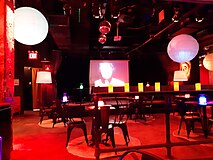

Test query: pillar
[0,0,14,103]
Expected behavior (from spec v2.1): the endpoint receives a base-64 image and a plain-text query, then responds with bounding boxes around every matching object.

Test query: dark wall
[129,51,168,86]
[56,55,90,99]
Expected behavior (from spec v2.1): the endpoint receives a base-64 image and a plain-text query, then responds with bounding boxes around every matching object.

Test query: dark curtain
[51,50,62,99]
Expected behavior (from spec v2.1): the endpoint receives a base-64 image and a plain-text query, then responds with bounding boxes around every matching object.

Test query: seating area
[11,109,213,160]
[32,90,213,159]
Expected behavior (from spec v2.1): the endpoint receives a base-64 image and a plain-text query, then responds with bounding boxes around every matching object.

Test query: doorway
[23,67,42,111]
[23,67,33,110]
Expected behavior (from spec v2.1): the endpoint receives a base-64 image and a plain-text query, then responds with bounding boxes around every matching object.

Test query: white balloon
[167,34,199,63]
[203,54,213,71]
[14,7,49,45]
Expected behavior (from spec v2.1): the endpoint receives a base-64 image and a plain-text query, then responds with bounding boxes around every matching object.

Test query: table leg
[202,105,208,138]
[166,96,172,158]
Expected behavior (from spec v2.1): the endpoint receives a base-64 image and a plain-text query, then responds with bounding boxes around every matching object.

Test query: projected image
[90,60,129,87]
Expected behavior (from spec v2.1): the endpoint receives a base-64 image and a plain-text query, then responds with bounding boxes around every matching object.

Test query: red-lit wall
[200,66,209,84]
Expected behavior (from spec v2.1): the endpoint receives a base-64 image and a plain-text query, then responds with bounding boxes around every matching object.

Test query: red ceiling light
[98,34,107,44]
[173,71,188,82]
[99,20,111,35]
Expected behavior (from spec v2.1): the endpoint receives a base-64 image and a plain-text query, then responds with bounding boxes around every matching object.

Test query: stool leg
[66,125,74,147]
[185,120,192,139]
[208,121,213,133]
[82,124,88,145]
[40,114,44,124]
[120,124,130,146]
[178,118,183,135]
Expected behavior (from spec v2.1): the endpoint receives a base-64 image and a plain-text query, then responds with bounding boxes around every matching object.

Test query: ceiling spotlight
[172,7,180,22]
[199,59,203,67]
[92,3,103,18]
[110,1,120,19]
[195,17,204,23]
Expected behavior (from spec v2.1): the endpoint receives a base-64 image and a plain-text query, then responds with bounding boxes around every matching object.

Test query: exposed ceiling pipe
[125,4,205,57]
[124,22,175,57]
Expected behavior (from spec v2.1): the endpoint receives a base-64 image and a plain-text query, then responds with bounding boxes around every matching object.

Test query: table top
[184,100,213,105]
[64,102,94,107]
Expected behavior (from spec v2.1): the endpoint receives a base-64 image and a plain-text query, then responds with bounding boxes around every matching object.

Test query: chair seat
[68,120,85,125]
[70,118,84,122]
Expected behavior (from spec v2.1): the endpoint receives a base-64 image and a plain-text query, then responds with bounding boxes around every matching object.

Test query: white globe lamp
[203,54,213,71]
[14,7,49,45]
[167,34,199,63]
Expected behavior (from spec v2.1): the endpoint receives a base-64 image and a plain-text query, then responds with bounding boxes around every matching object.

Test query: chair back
[100,105,110,129]
[64,104,86,120]
[113,98,129,123]
[142,95,154,107]
[176,99,187,117]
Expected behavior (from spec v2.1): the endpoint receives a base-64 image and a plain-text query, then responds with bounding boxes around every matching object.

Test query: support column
[0,0,14,103]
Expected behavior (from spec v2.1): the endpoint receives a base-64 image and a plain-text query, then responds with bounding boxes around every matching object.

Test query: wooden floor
[10,111,213,160]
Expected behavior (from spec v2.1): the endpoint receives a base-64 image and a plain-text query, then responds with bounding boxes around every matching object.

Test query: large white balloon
[203,54,213,71]
[14,7,49,45]
[167,34,199,63]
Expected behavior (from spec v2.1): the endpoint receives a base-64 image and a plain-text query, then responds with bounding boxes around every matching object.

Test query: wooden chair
[65,104,88,147]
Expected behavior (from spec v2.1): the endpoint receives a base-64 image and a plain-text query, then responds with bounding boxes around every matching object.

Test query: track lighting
[172,7,180,22]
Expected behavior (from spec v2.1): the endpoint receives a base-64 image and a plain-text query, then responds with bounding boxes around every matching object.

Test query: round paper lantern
[203,54,213,71]
[167,34,199,63]
[14,7,49,45]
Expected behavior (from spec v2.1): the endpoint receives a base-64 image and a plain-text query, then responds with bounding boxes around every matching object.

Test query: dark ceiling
[15,0,213,60]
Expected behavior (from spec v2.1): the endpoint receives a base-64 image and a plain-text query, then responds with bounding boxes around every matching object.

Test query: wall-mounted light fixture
[36,71,52,84]
[173,70,188,82]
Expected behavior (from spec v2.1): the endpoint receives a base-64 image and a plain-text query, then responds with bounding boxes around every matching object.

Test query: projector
[114,36,122,41]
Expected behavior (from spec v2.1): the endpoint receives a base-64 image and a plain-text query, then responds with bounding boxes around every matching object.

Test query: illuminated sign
[28,50,38,60]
